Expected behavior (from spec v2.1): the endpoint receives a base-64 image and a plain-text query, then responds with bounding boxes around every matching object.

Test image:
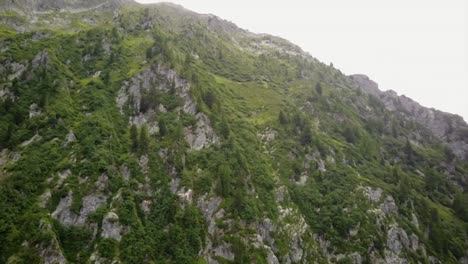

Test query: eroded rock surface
[101,212,121,241]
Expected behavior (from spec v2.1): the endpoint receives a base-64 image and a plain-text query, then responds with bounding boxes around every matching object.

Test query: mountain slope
[0,1,467,263]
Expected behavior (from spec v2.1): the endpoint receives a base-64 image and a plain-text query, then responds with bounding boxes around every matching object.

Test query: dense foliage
[0,2,467,263]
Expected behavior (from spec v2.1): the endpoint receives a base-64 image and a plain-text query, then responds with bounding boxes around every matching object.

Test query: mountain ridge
[0,0,135,14]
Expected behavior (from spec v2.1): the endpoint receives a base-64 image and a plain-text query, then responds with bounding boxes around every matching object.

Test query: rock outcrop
[101,212,121,241]
[184,113,219,151]
[52,191,107,226]
[117,63,218,150]
[350,74,468,160]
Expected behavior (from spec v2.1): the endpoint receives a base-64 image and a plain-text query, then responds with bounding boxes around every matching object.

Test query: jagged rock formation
[350,74,468,160]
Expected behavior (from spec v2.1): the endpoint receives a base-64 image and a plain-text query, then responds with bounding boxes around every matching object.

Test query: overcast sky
[136,0,468,121]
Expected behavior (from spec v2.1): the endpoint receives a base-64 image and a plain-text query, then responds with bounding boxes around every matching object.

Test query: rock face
[52,191,107,226]
[184,113,219,151]
[380,195,398,215]
[64,130,76,145]
[101,212,121,241]
[20,134,42,147]
[32,50,50,69]
[350,74,380,97]
[362,186,383,203]
[350,74,468,161]
[117,63,196,115]
[39,242,66,264]
[387,225,409,254]
[117,63,218,150]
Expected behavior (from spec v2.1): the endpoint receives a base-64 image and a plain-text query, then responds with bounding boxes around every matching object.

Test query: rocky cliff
[350,74,468,161]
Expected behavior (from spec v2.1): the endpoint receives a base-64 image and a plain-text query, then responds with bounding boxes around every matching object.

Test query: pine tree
[398,175,411,202]
[139,125,149,154]
[159,119,167,137]
[279,110,288,125]
[405,138,414,165]
[203,91,216,109]
[217,164,232,197]
[301,126,312,145]
[315,82,323,95]
[453,193,468,221]
[130,124,138,152]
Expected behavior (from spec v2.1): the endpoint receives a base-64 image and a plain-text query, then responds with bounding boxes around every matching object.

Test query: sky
[136,0,468,121]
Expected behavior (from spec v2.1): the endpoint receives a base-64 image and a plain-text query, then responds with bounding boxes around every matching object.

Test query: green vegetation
[0,2,466,264]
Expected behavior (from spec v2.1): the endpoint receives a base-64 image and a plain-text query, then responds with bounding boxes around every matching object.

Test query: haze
[136,0,468,121]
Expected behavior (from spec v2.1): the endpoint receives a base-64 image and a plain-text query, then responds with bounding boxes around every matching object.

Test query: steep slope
[0,1,467,264]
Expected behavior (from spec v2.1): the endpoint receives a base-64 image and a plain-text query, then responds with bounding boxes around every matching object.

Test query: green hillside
[0,1,467,263]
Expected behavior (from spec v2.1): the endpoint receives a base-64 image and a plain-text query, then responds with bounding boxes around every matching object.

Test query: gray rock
[20,133,42,147]
[158,103,167,113]
[258,127,277,143]
[460,256,468,264]
[39,189,51,208]
[117,63,218,149]
[290,236,303,262]
[92,71,101,78]
[275,186,286,202]
[140,200,152,213]
[266,247,279,264]
[117,62,195,115]
[429,256,442,264]
[39,242,66,264]
[76,194,107,225]
[350,252,362,264]
[197,195,222,235]
[380,195,398,215]
[0,149,11,166]
[32,50,49,69]
[387,225,409,254]
[52,191,107,226]
[411,213,419,229]
[409,233,420,252]
[64,130,76,145]
[0,88,15,101]
[8,62,27,81]
[349,74,381,97]
[362,186,383,203]
[94,173,108,192]
[170,177,181,194]
[176,188,193,204]
[101,212,121,241]
[349,222,360,237]
[57,169,71,186]
[351,74,468,161]
[51,191,77,226]
[185,113,219,151]
[257,218,276,247]
[296,172,308,186]
[317,159,326,172]
[120,165,130,181]
[213,242,235,261]
[138,155,149,174]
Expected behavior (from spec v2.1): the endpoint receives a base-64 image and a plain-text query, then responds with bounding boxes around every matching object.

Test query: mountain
[0,0,133,14]
[0,1,467,263]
